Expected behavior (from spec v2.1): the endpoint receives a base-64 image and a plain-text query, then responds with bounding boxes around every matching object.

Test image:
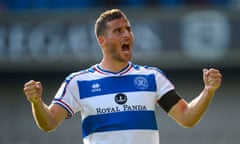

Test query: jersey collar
[94,62,132,76]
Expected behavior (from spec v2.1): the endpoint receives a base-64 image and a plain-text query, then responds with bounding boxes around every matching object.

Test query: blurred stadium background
[0,0,239,144]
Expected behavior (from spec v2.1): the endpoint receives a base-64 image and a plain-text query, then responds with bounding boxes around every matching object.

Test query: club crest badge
[134,76,149,90]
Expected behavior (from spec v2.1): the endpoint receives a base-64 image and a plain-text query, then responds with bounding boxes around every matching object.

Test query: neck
[99,59,129,73]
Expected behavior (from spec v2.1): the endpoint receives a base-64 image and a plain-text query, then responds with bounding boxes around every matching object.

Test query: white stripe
[80,92,157,119]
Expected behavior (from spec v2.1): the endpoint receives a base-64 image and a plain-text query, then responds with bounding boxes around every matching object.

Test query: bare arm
[23,80,67,132]
[168,68,222,128]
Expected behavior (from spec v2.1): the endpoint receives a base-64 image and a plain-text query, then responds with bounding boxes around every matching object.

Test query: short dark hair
[95,9,127,37]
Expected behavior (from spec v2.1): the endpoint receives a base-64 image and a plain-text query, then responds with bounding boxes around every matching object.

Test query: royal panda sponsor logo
[96,107,121,114]
[122,104,147,111]
[95,93,148,114]
[96,104,147,114]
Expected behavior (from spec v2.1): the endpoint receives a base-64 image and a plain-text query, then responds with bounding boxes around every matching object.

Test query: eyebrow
[112,25,132,33]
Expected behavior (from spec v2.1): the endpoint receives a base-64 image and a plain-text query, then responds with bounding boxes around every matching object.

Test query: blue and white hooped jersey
[53,62,175,144]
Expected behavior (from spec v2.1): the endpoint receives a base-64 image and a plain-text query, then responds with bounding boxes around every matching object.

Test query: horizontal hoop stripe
[78,74,156,99]
[82,110,158,138]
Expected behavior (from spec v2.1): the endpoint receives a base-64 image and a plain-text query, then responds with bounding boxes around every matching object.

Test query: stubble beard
[108,47,131,63]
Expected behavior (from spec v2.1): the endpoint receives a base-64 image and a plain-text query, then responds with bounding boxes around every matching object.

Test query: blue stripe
[82,111,158,138]
[78,74,156,99]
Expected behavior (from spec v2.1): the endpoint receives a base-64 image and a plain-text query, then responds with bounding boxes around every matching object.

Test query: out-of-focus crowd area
[0,0,238,11]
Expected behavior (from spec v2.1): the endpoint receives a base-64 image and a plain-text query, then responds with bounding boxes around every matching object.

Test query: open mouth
[121,44,130,52]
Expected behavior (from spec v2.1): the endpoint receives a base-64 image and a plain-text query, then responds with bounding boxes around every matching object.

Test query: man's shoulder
[64,66,96,82]
[131,63,163,74]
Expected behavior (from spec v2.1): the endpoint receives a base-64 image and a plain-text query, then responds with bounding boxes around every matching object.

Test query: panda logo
[115,93,127,105]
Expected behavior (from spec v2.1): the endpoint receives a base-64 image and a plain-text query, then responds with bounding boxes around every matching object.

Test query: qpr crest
[115,93,127,105]
[134,76,149,90]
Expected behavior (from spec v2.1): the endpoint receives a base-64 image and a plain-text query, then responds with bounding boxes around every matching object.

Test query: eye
[114,28,121,34]
[126,26,131,32]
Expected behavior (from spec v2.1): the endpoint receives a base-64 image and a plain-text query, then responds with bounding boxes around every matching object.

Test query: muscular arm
[159,68,222,128]
[168,88,216,128]
[23,80,67,132]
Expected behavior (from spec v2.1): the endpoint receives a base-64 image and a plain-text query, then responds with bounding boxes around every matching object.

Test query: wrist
[203,86,216,96]
[29,97,43,105]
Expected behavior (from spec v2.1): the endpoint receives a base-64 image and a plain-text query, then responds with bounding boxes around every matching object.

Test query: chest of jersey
[77,74,158,138]
[77,74,157,113]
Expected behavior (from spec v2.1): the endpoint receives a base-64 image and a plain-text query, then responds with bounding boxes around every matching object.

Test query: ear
[97,36,106,48]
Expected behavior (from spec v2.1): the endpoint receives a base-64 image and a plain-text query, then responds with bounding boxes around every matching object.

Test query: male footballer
[23,9,222,144]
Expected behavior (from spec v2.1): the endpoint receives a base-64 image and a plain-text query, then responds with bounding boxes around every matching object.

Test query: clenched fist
[203,68,222,93]
[23,80,43,103]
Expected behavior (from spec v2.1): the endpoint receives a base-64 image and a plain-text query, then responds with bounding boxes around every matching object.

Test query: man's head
[95,9,127,37]
[95,9,134,64]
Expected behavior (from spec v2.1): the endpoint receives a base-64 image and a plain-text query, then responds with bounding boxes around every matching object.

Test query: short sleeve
[155,70,175,100]
[52,77,82,118]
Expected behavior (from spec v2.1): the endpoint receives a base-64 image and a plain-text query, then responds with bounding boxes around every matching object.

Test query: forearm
[31,99,57,132]
[169,68,221,128]
[184,87,215,127]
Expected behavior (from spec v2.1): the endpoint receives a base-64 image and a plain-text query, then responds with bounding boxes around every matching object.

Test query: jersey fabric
[52,62,175,144]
